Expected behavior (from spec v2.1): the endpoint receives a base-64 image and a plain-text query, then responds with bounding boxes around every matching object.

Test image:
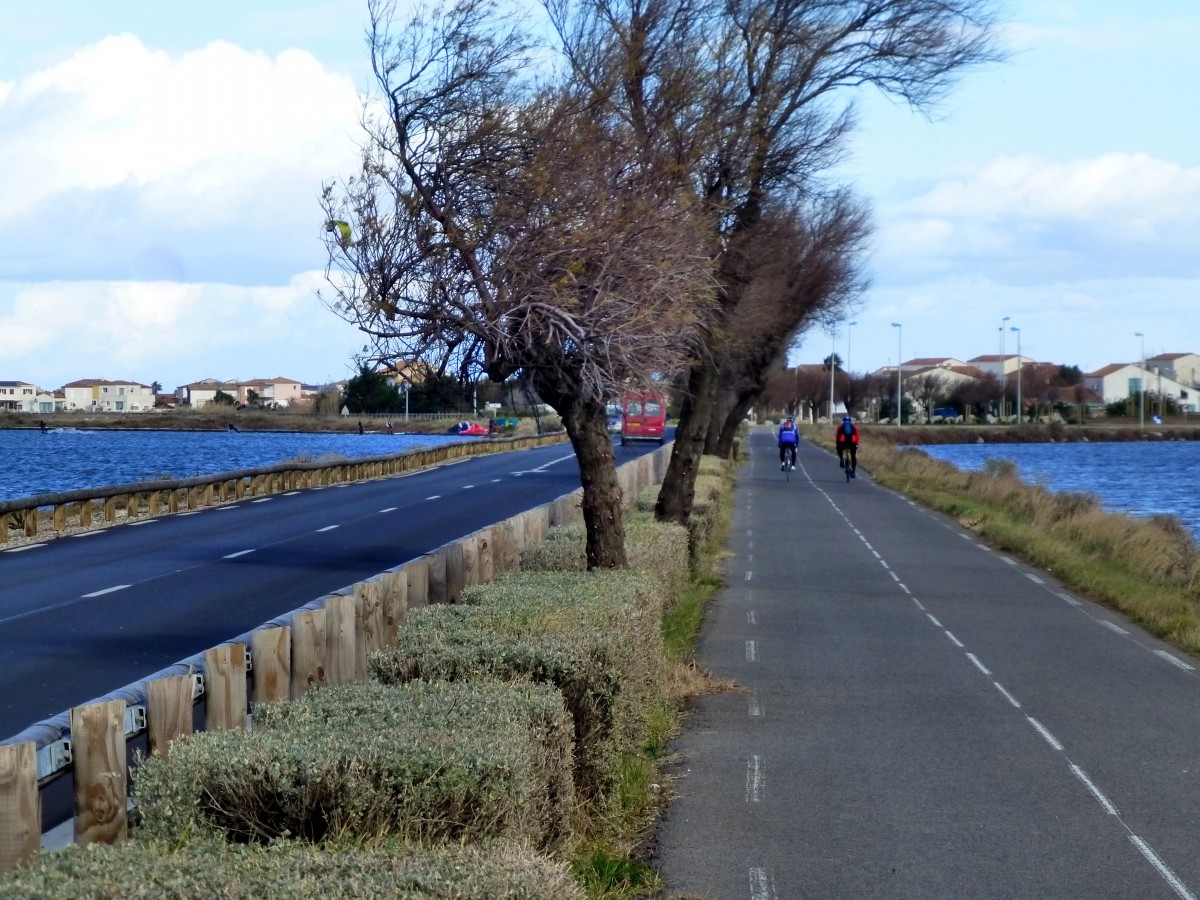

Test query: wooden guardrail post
[70,700,127,847]
[427,550,448,605]
[462,532,480,589]
[379,570,408,646]
[0,742,39,873]
[23,509,38,538]
[290,609,326,699]
[445,543,464,603]
[251,626,291,707]
[53,503,67,531]
[146,674,194,759]
[204,644,247,732]
[406,558,430,609]
[355,581,383,680]
[324,594,357,687]
[477,528,494,584]
[496,519,519,573]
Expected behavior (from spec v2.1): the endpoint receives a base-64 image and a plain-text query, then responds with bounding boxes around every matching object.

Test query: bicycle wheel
[845,456,853,483]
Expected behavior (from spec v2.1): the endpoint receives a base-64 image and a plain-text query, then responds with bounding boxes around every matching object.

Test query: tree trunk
[655,360,717,525]
[715,392,755,459]
[537,378,628,569]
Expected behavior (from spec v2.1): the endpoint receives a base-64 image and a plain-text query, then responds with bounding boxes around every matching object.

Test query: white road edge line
[316,525,339,533]
[125,520,156,526]
[426,495,441,501]
[82,585,130,598]
[223,549,256,559]
[1155,649,1195,672]
[1026,573,1045,584]
[1100,620,1130,636]
[1070,764,1118,815]
[1129,835,1198,900]
[4,544,44,552]
[1027,716,1063,751]
[380,507,398,513]
[70,531,103,537]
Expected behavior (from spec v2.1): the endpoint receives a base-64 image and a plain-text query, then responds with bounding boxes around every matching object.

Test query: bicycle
[840,447,857,483]
[781,443,797,481]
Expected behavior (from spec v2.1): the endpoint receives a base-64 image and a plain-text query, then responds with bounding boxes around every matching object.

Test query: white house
[176,378,237,407]
[1083,364,1196,412]
[1148,353,1200,390]
[61,379,156,412]
[968,354,1034,378]
[0,380,38,412]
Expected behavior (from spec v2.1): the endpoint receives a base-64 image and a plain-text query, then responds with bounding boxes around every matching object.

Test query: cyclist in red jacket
[835,415,859,476]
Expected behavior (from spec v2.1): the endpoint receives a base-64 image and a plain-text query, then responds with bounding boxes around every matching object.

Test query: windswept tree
[546,0,1003,523]
[320,0,714,568]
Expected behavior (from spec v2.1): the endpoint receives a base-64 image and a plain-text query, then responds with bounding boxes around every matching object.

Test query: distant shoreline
[811,422,1200,446]
[0,410,491,436]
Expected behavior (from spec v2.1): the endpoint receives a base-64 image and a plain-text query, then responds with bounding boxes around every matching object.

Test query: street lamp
[1135,331,1145,428]
[828,331,836,422]
[1010,326,1021,425]
[892,322,902,426]
[847,321,857,375]
[1000,315,1010,418]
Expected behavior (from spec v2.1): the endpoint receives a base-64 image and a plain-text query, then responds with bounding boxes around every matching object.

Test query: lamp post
[1000,315,1010,418]
[1135,331,1145,428]
[892,322,902,426]
[1010,326,1021,425]
[403,382,410,422]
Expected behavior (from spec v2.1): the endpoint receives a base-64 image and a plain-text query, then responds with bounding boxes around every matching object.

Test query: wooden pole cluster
[0,442,674,873]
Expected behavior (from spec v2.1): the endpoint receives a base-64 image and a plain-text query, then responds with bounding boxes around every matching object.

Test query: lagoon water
[915,440,1200,540]
[0,428,471,502]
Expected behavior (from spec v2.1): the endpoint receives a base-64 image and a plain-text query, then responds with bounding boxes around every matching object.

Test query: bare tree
[321,0,715,568]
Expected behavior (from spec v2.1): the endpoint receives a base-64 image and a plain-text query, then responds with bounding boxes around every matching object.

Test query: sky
[1,2,1197,393]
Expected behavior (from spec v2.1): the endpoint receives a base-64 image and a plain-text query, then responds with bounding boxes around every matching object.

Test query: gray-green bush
[0,840,585,899]
[134,681,572,850]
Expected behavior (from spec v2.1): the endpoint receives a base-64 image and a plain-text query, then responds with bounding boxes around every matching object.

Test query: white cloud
[0,271,365,389]
[0,34,362,223]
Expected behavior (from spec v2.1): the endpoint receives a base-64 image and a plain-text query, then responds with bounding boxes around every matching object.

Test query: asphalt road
[0,436,660,741]
[655,426,1200,899]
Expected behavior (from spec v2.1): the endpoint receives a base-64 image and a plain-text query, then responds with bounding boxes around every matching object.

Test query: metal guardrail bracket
[36,738,72,781]
[124,704,147,737]
[192,673,205,700]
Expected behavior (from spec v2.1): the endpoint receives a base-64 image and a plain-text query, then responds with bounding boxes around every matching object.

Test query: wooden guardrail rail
[0,431,567,547]
[0,445,670,873]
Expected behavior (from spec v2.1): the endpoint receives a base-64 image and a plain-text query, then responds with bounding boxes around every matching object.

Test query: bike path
[654,426,1200,899]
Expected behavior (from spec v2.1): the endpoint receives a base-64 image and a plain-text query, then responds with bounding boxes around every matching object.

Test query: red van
[621,391,667,444]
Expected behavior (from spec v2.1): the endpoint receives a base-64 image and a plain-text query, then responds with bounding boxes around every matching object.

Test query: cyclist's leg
[788,444,797,469]
[837,445,845,468]
[850,446,857,475]
[779,443,786,470]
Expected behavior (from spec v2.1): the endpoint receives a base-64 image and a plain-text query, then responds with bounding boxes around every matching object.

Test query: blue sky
[1,1,1197,392]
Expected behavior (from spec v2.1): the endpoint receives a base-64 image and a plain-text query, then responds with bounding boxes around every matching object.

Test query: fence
[0,432,563,547]
[0,442,672,872]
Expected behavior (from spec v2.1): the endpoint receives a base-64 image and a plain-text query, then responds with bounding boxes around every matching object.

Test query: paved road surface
[655,426,1200,899]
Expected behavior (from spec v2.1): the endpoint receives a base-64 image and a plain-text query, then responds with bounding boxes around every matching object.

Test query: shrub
[369,570,665,807]
[134,680,572,850]
[0,840,585,899]
[519,515,690,590]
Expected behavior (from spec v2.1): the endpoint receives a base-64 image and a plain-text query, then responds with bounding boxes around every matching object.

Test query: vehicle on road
[621,391,667,444]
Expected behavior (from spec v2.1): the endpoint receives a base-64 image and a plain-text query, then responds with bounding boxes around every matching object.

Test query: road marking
[1100,620,1129,636]
[927,614,942,628]
[1070,764,1118,815]
[125,520,156,526]
[944,630,964,648]
[890,571,901,582]
[912,598,926,611]
[745,571,753,581]
[215,506,238,511]
[491,478,502,483]
[426,494,442,501]
[1058,592,1082,607]
[70,531,102,537]
[1000,556,1016,565]
[511,453,576,475]
[748,693,762,717]
[316,525,339,533]
[1027,716,1063,751]
[82,584,130,598]
[871,550,881,559]
[223,549,256,559]
[749,867,777,900]
[863,541,873,550]
[747,554,753,564]
[1155,649,1196,672]
[746,755,765,802]
[747,611,757,625]
[1026,573,1045,584]
[1129,835,1198,900]
[250,498,272,504]
[380,507,398,513]
[959,532,972,540]
[897,583,910,594]
[879,560,890,570]
[284,491,301,496]
[993,682,1021,708]
[976,543,990,551]
[462,484,475,490]
[4,544,44,552]
[966,653,991,676]
[745,640,758,662]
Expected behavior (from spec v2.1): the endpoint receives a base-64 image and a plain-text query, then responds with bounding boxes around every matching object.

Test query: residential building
[61,379,156,412]
[900,356,970,373]
[1148,353,1200,390]
[968,354,1033,378]
[0,380,38,412]
[176,376,304,408]
[1083,364,1196,412]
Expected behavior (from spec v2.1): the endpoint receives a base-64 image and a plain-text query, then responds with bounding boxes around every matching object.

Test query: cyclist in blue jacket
[778,416,799,470]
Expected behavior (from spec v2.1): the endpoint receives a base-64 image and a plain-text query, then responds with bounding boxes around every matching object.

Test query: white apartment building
[61,379,156,412]
[0,380,38,412]
[1083,364,1196,412]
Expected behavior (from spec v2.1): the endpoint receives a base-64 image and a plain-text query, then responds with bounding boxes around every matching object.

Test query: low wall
[0,442,673,870]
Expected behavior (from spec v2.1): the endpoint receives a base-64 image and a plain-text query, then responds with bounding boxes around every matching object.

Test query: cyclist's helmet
[842,415,852,423]
[786,416,795,425]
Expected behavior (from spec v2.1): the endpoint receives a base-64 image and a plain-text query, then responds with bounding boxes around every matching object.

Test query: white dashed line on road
[966,653,991,676]
[944,630,964,648]
[250,498,272,504]
[1129,836,1198,900]
[380,507,398,513]
[1027,716,1063,751]
[746,755,765,802]
[749,867,777,900]
[1026,573,1045,584]
[223,549,256,559]
[82,584,130,598]
[1100,620,1130,636]
[745,641,758,662]
[748,693,762,717]
[3,544,44,552]
[747,611,757,625]
[1058,592,1082,607]
[1155,650,1195,672]
[316,525,339,533]
[1070,764,1118,816]
[927,614,943,628]
[992,682,1021,708]
[426,495,441,501]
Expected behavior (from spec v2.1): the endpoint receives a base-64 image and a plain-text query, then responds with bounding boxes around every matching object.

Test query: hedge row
[369,570,665,806]
[0,840,584,899]
[134,680,573,851]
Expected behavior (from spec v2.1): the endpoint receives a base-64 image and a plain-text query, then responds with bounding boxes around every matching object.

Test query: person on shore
[39,420,48,433]
[358,420,364,435]
[836,415,859,476]
[778,416,799,470]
